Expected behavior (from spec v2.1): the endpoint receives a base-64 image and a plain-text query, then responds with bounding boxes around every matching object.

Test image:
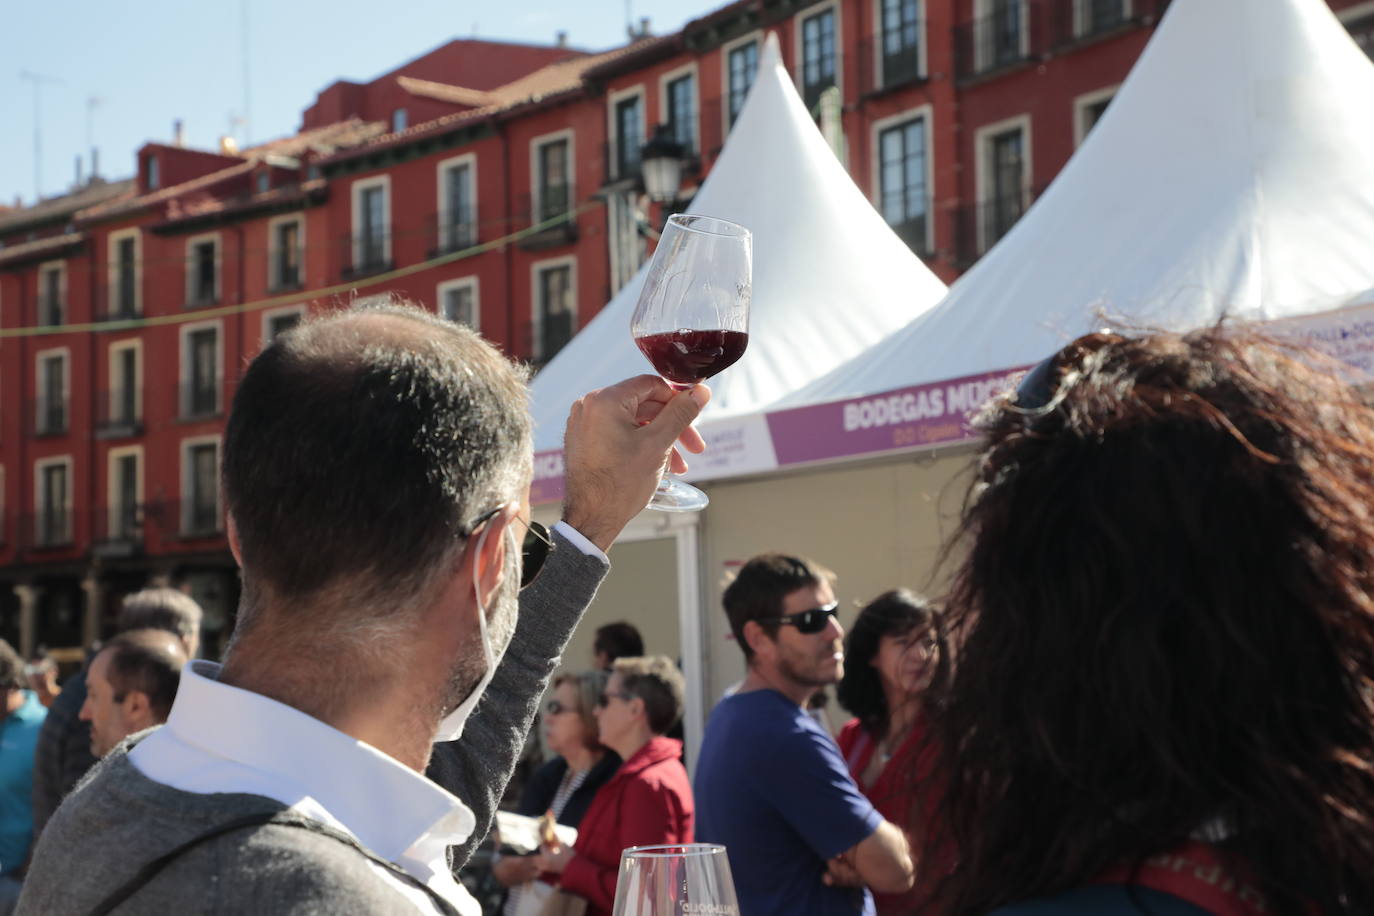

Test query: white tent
[529,32,946,464]
[782,0,1374,407]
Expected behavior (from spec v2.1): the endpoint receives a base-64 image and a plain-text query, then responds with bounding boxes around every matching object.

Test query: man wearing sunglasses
[18,303,708,916]
[695,554,914,916]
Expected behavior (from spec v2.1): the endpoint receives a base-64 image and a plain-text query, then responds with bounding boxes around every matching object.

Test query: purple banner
[765,367,1027,467]
[531,450,566,506]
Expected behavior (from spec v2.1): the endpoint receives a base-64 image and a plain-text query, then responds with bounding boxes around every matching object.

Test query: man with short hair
[30,587,203,837]
[695,554,914,916]
[19,303,707,915]
[591,621,645,671]
[0,639,46,913]
[80,630,188,758]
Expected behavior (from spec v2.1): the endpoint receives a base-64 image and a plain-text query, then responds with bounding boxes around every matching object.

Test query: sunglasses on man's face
[758,602,840,635]
[463,508,555,590]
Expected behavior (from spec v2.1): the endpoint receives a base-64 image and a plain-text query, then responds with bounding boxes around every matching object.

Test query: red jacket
[559,736,694,915]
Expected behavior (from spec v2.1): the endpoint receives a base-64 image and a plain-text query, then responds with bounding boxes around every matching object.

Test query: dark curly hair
[837,589,937,738]
[925,328,1374,915]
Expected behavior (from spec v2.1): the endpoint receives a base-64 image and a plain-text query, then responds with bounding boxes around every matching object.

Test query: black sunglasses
[758,602,840,635]
[463,507,554,590]
[595,690,633,708]
[545,698,573,716]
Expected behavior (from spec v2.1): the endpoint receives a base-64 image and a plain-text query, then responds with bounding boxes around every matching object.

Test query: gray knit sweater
[16,528,608,915]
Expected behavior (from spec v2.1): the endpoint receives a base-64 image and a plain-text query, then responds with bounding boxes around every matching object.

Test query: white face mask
[433,508,514,743]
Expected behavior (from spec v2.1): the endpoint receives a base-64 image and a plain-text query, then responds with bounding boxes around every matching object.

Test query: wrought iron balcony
[95,388,143,438]
[167,499,224,540]
[339,227,394,281]
[31,399,68,437]
[178,381,221,422]
[93,504,147,557]
[427,208,478,259]
[22,511,73,550]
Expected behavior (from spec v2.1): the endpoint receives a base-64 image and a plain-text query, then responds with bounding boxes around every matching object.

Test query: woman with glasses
[922,329,1374,914]
[836,589,943,915]
[493,671,620,916]
[536,655,693,916]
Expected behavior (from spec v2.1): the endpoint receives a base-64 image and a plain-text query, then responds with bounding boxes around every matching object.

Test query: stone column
[81,571,104,649]
[13,583,39,659]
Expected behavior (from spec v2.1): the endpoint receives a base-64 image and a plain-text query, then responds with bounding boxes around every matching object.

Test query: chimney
[173,118,186,147]
[75,155,84,187]
[640,17,651,37]
[555,30,568,48]
[91,147,99,178]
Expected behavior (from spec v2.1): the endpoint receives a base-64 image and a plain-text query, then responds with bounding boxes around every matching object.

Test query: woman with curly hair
[923,328,1374,915]
[836,589,942,914]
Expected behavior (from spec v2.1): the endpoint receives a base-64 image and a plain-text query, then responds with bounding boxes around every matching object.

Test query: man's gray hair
[222,301,533,640]
[118,588,203,644]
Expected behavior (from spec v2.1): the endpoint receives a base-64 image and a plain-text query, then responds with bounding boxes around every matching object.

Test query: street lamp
[640,124,688,204]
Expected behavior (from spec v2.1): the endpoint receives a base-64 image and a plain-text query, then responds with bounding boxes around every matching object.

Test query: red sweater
[559,736,694,915]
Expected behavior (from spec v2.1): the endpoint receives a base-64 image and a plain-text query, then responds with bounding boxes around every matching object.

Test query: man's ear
[123,689,156,730]
[743,620,774,661]
[465,505,514,607]
[226,513,243,568]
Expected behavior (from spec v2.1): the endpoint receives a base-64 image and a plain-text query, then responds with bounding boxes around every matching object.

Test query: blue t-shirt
[0,691,48,875]
[695,689,883,916]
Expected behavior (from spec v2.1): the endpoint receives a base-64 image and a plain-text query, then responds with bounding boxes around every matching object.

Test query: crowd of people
[0,303,1372,916]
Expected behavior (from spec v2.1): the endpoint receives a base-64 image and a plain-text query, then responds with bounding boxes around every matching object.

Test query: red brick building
[2,0,1371,658]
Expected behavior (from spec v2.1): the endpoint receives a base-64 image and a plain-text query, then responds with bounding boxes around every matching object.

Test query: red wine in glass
[634,329,749,389]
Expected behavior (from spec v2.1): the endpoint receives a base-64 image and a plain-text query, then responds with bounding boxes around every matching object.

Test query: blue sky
[1,0,709,208]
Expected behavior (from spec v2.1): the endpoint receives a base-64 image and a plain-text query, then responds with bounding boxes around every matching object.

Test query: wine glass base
[647,476,709,512]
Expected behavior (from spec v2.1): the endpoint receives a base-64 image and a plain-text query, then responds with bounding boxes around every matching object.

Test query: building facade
[1,0,1370,659]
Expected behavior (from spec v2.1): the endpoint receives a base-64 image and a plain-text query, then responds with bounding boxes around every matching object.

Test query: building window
[257,172,270,194]
[537,138,571,223]
[182,440,221,537]
[439,278,479,329]
[727,40,760,127]
[1075,89,1115,146]
[1077,0,1128,37]
[353,180,390,273]
[181,325,220,419]
[111,232,139,318]
[108,449,142,541]
[665,72,697,154]
[39,263,64,326]
[105,341,141,432]
[263,307,303,344]
[614,94,644,179]
[974,0,1027,73]
[801,7,838,112]
[144,155,159,191]
[983,123,1029,250]
[881,0,922,88]
[187,236,219,307]
[36,350,68,436]
[877,115,930,256]
[35,459,71,547]
[392,108,408,133]
[535,262,575,362]
[271,218,303,290]
[1347,10,1374,60]
[440,159,476,252]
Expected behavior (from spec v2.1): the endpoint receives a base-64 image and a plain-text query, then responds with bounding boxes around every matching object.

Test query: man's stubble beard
[438,538,521,719]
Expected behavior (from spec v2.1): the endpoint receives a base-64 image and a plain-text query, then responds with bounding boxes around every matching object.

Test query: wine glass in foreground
[632,213,752,512]
[611,844,741,916]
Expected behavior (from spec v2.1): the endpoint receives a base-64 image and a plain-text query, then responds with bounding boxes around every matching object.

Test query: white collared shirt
[130,661,479,915]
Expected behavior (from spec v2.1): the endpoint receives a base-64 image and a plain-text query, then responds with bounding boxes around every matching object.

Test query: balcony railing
[857,34,926,96]
[888,212,933,259]
[186,281,220,310]
[22,511,73,550]
[340,227,393,281]
[168,499,224,540]
[95,284,140,323]
[95,388,143,438]
[93,504,147,557]
[522,312,575,369]
[955,1,1041,81]
[178,381,221,422]
[516,192,577,251]
[953,186,1046,266]
[427,208,478,258]
[603,140,642,186]
[32,399,68,437]
[269,249,304,292]
[1048,0,1170,46]
[37,297,65,327]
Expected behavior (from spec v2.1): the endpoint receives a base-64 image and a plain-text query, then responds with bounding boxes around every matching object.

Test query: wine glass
[611,844,741,916]
[631,214,752,512]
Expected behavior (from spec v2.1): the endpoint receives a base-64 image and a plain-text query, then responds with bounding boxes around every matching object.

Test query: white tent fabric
[782,0,1374,406]
[528,33,947,453]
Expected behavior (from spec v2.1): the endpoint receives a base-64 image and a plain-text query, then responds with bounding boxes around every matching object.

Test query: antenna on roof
[19,69,65,201]
[86,96,104,181]
[240,0,253,146]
